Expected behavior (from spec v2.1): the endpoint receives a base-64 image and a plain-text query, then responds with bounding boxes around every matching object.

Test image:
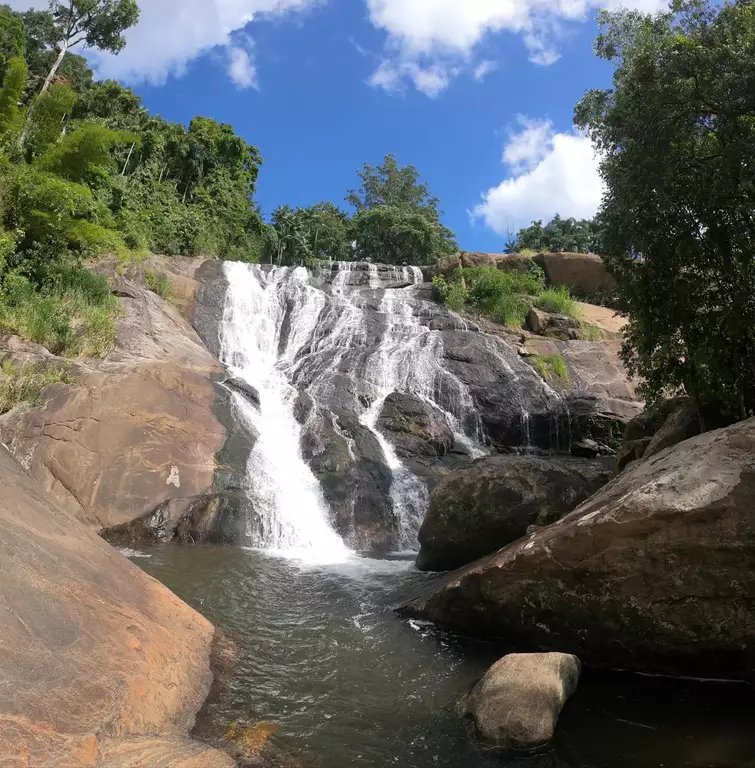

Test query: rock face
[0,265,227,533]
[526,308,581,340]
[0,445,233,766]
[464,653,581,750]
[403,419,755,678]
[416,455,612,571]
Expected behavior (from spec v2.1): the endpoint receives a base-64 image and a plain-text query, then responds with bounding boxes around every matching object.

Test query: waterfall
[219,262,350,563]
[218,260,500,555]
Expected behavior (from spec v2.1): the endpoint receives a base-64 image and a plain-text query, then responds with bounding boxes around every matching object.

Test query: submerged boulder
[0,445,232,766]
[416,455,612,572]
[404,419,755,678]
[464,653,581,750]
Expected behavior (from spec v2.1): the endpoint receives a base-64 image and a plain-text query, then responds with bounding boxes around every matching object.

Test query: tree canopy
[575,0,755,418]
[510,215,602,254]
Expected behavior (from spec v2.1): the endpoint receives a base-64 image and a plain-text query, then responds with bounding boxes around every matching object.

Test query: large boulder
[416,455,612,571]
[0,445,233,766]
[537,252,616,300]
[403,419,755,678]
[0,271,228,533]
[464,653,581,750]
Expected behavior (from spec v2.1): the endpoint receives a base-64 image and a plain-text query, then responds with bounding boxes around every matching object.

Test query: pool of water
[129,544,755,768]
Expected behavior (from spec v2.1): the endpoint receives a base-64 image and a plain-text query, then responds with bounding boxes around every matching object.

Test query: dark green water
[127,544,755,768]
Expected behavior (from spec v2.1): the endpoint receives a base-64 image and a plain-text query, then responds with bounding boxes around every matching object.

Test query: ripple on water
[125,544,755,768]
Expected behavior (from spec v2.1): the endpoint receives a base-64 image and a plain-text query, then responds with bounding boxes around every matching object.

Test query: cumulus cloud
[366,0,668,95]
[6,0,320,85]
[473,116,604,233]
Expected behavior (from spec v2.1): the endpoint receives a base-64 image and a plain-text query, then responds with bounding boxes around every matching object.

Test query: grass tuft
[532,354,570,383]
[535,285,579,318]
[145,270,174,302]
[0,359,73,414]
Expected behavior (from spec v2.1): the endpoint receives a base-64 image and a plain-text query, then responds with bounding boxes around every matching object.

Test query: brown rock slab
[0,268,227,532]
[0,445,233,766]
[403,419,755,678]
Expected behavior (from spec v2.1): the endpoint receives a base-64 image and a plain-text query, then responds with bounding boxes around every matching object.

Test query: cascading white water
[219,261,350,563]
[218,259,534,555]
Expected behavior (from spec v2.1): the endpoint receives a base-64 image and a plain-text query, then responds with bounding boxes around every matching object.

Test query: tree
[346,154,456,264]
[353,206,454,266]
[514,215,602,254]
[347,153,439,213]
[575,0,755,419]
[0,56,27,135]
[35,0,139,96]
[0,5,25,81]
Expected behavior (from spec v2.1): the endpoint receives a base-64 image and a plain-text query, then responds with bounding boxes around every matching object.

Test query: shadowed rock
[416,455,612,572]
[403,419,755,678]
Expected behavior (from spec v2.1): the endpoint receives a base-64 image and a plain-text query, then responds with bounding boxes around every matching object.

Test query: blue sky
[13,0,666,251]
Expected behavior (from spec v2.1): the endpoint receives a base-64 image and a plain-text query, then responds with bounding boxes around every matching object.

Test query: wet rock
[301,406,395,551]
[192,259,230,358]
[377,393,455,460]
[464,653,581,750]
[226,375,261,410]
[416,455,612,571]
[403,419,755,678]
[570,438,599,458]
[0,445,233,766]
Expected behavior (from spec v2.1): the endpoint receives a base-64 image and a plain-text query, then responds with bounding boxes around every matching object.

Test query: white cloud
[473,116,604,233]
[366,0,668,95]
[228,45,258,89]
[368,59,451,97]
[473,60,497,80]
[6,0,320,86]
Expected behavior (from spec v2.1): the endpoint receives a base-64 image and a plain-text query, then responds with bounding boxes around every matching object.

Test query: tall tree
[575,0,755,418]
[36,0,139,96]
[347,153,439,213]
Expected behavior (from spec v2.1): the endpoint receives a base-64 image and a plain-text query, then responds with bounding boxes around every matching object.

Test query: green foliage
[24,82,77,157]
[347,153,440,213]
[512,215,602,254]
[347,154,456,265]
[0,6,25,80]
[0,358,73,413]
[433,266,543,327]
[579,322,603,341]
[144,270,173,301]
[0,56,26,135]
[353,205,455,266]
[39,122,137,183]
[575,0,755,417]
[432,274,467,311]
[0,267,118,357]
[532,354,570,383]
[535,286,579,318]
